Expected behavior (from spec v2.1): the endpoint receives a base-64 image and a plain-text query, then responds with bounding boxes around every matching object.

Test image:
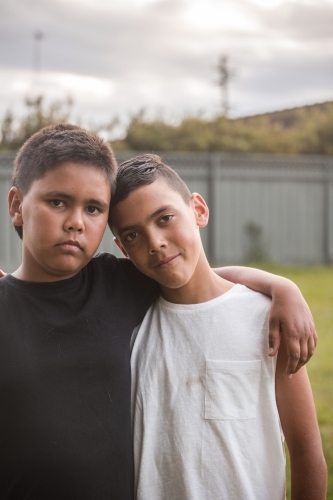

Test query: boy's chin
[157,276,191,290]
[140,266,192,290]
[46,257,91,280]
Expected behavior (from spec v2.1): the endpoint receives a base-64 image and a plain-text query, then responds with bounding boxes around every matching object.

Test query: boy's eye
[50,200,65,208]
[125,231,139,242]
[160,214,173,223]
[86,206,101,215]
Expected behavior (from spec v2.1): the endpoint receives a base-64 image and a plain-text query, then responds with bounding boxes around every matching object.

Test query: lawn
[256,265,333,498]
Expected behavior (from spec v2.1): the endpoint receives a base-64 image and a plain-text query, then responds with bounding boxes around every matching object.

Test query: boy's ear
[113,237,130,259]
[8,187,24,227]
[191,193,209,228]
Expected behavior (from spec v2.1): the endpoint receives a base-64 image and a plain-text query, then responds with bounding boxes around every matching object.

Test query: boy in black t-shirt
[0,125,316,499]
[0,124,159,499]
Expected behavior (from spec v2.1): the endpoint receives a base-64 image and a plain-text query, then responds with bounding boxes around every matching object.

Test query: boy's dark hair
[12,123,117,238]
[110,154,191,214]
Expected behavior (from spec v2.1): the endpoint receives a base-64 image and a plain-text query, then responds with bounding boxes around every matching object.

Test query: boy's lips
[57,240,83,251]
[153,254,180,268]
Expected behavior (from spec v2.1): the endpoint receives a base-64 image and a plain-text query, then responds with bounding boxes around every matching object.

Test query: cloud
[0,0,332,123]
[255,0,333,42]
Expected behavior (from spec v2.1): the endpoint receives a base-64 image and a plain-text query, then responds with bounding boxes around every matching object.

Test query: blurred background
[0,0,332,496]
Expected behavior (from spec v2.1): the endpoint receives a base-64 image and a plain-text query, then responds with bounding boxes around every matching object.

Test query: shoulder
[0,275,9,296]
[91,252,153,282]
[91,252,144,274]
[89,252,135,281]
[228,284,271,310]
[91,252,159,300]
[90,252,120,271]
[0,274,24,294]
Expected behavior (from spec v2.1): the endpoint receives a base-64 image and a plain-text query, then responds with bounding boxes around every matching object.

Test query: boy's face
[8,162,110,282]
[111,179,208,291]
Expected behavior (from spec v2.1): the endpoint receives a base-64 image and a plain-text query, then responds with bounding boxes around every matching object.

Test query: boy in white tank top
[110,154,327,500]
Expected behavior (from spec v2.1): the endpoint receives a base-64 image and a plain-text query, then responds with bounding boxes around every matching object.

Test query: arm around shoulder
[276,339,327,500]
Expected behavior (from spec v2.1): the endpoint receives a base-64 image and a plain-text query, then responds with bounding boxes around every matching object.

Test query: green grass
[254,265,333,498]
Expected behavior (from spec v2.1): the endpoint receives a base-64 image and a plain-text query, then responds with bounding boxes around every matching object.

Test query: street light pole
[32,31,44,88]
[217,55,229,117]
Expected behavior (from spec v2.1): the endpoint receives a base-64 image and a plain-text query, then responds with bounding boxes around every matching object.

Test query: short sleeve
[117,258,160,325]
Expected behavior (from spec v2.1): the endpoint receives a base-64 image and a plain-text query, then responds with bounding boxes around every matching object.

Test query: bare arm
[214,266,317,376]
[276,339,327,500]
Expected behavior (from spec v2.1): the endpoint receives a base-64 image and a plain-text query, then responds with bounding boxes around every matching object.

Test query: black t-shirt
[0,253,159,500]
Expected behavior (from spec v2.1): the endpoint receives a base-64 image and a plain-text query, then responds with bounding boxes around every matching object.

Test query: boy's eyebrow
[44,191,109,209]
[147,206,173,222]
[117,205,173,236]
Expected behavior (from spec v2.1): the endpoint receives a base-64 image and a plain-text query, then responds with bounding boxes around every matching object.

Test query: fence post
[322,163,331,265]
[207,154,219,263]
[322,161,333,265]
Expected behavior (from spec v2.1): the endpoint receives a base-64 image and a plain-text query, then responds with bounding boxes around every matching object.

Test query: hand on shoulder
[268,279,317,377]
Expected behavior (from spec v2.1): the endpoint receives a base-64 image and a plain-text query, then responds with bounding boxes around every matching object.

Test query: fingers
[283,320,318,376]
[284,333,301,378]
[292,325,317,373]
[308,328,317,355]
[292,338,310,374]
[268,318,281,356]
[268,297,317,377]
[0,269,6,278]
[306,313,317,349]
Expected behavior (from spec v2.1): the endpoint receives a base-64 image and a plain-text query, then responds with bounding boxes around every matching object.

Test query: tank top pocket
[204,359,261,420]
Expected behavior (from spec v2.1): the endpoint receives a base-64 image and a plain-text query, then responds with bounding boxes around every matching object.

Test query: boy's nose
[148,233,167,254]
[64,211,84,233]
[66,224,83,233]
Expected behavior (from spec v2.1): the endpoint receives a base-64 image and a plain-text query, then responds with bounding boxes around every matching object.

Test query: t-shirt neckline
[2,270,83,295]
[158,283,245,311]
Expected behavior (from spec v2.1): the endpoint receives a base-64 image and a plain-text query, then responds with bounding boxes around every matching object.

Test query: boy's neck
[160,257,234,305]
[12,264,81,283]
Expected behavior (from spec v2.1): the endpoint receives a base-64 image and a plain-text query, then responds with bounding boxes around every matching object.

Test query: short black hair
[110,154,191,215]
[12,123,117,238]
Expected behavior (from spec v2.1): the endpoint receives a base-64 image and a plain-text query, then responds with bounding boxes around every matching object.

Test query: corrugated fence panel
[330,181,333,259]
[0,164,23,272]
[214,180,324,264]
[1,151,333,272]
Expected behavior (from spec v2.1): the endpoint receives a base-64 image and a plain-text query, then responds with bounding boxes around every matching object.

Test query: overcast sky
[1,0,333,133]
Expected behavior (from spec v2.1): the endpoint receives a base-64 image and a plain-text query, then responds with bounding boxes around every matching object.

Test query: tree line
[1,96,332,155]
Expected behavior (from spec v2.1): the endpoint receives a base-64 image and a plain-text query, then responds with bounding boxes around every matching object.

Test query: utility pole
[217,55,230,117]
[32,31,44,88]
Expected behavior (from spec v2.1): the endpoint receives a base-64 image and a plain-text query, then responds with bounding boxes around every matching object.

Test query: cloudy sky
[1,0,333,133]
